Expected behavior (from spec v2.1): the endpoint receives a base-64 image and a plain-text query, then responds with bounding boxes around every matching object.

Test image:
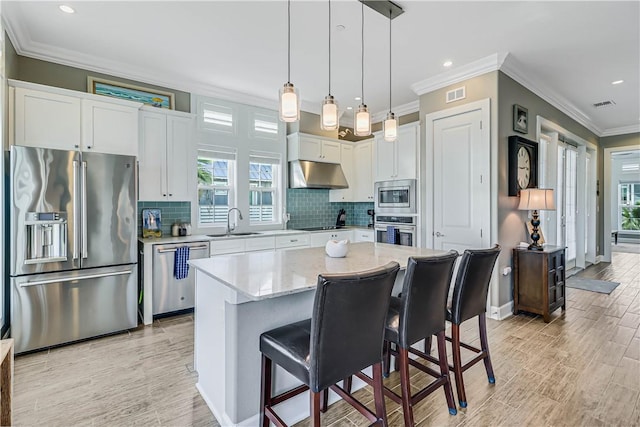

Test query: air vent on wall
[446,86,466,103]
[593,100,616,108]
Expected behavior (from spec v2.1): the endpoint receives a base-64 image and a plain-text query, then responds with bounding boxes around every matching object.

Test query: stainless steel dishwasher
[152,241,210,315]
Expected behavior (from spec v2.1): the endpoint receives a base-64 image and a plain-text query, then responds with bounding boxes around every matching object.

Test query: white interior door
[557,143,578,269]
[432,109,489,251]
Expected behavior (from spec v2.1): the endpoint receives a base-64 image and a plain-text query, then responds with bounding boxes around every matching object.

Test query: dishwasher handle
[156,245,209,254]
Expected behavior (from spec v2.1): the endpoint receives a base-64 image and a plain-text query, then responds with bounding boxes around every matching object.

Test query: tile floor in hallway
[12,251,640,426]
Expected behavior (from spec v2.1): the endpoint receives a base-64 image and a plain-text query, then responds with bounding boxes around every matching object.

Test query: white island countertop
[189,242,446,301]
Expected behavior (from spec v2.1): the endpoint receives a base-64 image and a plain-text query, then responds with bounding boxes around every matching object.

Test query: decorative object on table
[87,76,175,109]
[518,188,555,250]
[335,208,346,227]
[526,221,545,245]
[142,209,162,238]
[325,239,349,258]
[513,104,528,134]
[565,276,620,294]
[508,135,538,196]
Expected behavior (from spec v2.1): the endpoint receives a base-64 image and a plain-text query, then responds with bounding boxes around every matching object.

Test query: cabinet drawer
[245,236,275,252]
[210,239,245,256]
[354,230,374,242]
[275,234,310,249]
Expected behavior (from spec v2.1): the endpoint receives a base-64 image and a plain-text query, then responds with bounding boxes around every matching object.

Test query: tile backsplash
[138,201,191,237]
[286,189,374,229]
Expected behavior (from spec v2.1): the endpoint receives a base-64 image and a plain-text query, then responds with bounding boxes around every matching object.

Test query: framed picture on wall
[87,76,175,109]
[513,104,528,134]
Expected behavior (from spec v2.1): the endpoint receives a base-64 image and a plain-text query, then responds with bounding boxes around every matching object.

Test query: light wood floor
[13,251,640,426]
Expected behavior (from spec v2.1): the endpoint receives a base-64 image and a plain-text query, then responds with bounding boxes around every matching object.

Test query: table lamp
[518,188,555,250]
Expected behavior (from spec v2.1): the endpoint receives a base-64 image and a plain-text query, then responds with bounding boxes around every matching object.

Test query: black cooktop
[297,226,345,231]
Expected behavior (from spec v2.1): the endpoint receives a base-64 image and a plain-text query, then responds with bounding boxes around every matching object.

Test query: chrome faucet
[227,208,243,235]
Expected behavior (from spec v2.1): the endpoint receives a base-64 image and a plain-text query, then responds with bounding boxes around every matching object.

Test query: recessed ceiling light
[443,60,453,67]
[354,97,361,101]
[347,106,353,110]
[611,80,624,85]
[59,4,75,14]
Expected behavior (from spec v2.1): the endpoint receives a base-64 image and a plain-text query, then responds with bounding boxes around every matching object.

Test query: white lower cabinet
[139,108,194,201]
[275,234,310,249]
[244,236,276,252]
[209,236,277,256]
[353,229,375,242]
[309,230,352,247]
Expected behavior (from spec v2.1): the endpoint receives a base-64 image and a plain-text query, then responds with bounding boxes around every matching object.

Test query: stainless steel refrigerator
[9,146,138,353]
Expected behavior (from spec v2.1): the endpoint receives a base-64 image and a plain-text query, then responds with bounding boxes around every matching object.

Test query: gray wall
[9,50,191,113]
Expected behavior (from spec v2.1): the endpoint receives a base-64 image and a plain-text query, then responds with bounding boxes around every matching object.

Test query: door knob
[435,232,445,237]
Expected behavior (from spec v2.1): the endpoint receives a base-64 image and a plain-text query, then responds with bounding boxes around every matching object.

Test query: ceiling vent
[446,86,466,103]
[593,100,616,108]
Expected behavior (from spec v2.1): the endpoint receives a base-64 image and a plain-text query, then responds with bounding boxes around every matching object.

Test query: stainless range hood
[289,160,348,189]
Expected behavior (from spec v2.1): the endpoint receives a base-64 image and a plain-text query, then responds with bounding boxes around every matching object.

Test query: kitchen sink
[207,232,262,238]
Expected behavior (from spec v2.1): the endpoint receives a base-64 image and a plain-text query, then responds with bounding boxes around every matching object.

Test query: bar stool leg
[260,355,272,427]
[310,391,321,427]
[383,340,391,378]
[371,362,388,426]
[321,389,329,413]
[398,347,415,427]
[451,323,467,408]
[436,331,457,415]
[344,376,352,394]
[479,315,495,384]
[424,335,432,355]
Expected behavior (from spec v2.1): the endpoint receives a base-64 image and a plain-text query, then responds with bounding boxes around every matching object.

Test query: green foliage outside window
[622,202,640,230]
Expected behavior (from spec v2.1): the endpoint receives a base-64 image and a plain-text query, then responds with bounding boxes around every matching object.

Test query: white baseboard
[595,255,602,264]
[489,301,514,320]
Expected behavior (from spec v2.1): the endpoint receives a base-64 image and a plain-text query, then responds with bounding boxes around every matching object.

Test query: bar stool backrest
[450,245,501,325]
[398,251,458,347]
[309,261,400,392]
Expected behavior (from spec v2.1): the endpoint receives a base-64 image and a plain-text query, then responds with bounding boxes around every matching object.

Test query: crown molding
[411,53,508,96]
[499,54,603,137]
[371,100,420,124]
[600,124,640,137]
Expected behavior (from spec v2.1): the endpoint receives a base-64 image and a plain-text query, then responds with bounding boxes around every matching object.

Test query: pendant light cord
[287,0,291,84]
[389,12,392,113]
[328,0,331,95]
[361,1,365,104]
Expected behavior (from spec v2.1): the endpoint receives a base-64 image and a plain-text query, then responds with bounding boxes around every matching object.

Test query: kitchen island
[189,242,446,426]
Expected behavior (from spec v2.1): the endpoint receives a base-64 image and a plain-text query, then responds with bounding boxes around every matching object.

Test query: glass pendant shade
[354,104,371,136]
[279,82,299,122]
[321,95,338,130]
[383,112,398,142]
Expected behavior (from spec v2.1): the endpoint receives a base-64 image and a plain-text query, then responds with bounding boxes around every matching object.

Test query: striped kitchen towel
[174,246,190,280]
[386,226,397,244]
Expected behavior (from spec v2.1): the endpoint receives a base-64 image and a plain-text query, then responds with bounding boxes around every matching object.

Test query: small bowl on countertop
[325,239,349,258]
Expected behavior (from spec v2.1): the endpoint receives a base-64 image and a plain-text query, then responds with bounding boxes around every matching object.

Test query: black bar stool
[445,245,501,408]
[259,262,400,427]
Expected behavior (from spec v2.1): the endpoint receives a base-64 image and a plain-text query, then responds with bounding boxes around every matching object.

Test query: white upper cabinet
[375,123,418,181]
[353,140,375,202]
[139,108,194,202]
[10,80,142,155]
[329,143,354,202]
[13,86,81,150]
[288,133,341,164]
[82,99,139,156]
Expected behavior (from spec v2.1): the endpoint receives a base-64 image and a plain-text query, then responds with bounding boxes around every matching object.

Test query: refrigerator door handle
[82,161,88,259]
[20,270,132,287]
[72,160,80,260]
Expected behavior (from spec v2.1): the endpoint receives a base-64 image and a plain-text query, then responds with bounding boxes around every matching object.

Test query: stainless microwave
[374,179,417,214]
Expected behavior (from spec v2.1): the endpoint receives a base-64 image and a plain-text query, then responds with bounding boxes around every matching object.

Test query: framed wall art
[88,76,175,109]
[513,104,528,134]
[508,135,538,196]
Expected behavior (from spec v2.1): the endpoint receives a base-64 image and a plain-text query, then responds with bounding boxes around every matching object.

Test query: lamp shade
[518,188,556,211]
[321,95,338,130]
[354,104,371,136]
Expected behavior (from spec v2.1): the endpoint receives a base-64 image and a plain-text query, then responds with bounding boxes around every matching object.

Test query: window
[198,149,236,226]
[249,154,280,224]
[200,102,236,134]
[618,183,640,231]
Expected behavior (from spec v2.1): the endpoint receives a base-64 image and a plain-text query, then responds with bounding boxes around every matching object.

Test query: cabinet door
[14,87,81,150]
[353,141,374,202]
[329,144,354,202]
[166,115,194,201]
[375,137,396,181]
[395,125,418,180]
[321,140,341,163]
[138,111,168,201]
[82,99,139,156]
[297,136,322,161]
[309,232,333,248]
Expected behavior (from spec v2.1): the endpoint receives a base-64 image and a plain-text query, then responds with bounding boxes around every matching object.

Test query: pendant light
[354,1,371,137]
[279,0,300,122]
[321,0,338,130]
[383,11,397,142]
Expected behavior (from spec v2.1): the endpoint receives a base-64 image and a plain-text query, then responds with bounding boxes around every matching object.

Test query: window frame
[197,149,237,228]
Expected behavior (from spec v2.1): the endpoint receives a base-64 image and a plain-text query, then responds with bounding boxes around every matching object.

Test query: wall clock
[508,135,538,196]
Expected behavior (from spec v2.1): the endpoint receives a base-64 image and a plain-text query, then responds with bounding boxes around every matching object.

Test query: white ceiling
[3,1,639,136]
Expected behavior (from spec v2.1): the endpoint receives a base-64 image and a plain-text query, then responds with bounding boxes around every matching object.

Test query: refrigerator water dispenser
[25,212,68,264]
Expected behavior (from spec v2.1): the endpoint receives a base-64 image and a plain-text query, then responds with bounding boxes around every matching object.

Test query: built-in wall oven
[375,215,417,247]
[374,179,416,214]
